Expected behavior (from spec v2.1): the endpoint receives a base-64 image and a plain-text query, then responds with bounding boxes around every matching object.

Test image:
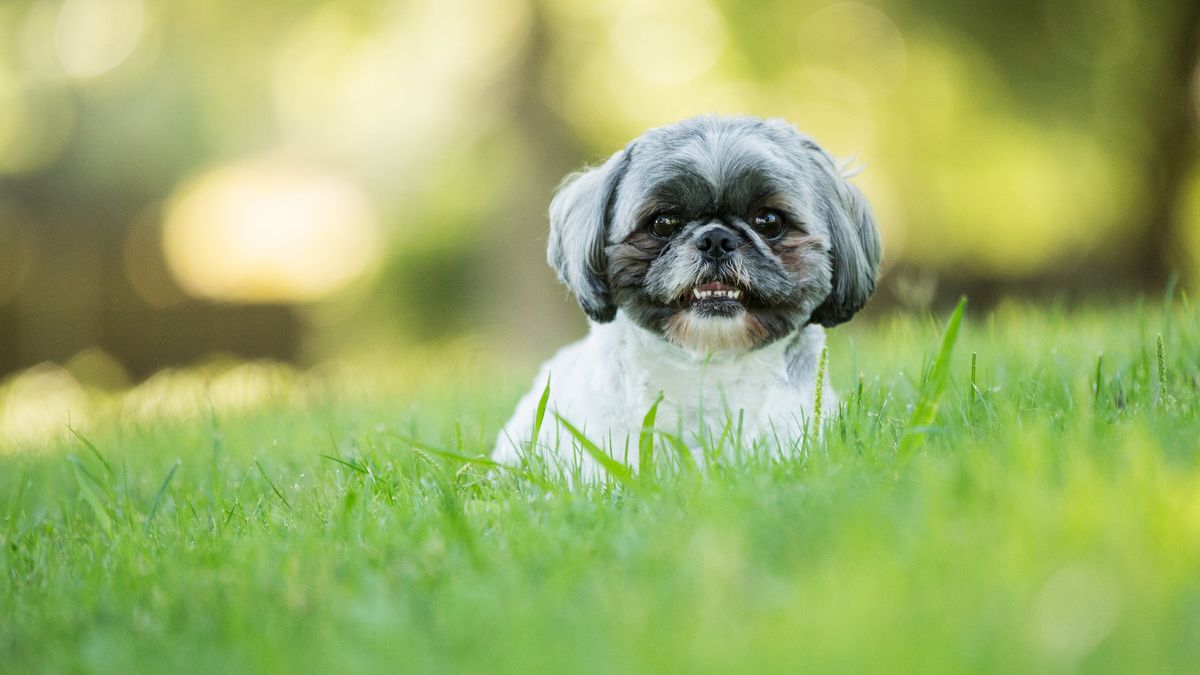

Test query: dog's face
[548,116,881,353]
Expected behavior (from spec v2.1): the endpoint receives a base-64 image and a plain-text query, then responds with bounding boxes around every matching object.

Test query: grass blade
[319,454,369,474]
[1156,333,1168,406]
[388,432,506,469]
[388,432,552,489]
[73,462,114,539]
[900,296,967,455]
[5,468,31,542]
[812,345,828,434]
[254,460,292,510]
[553,414,635,487]
[658,432,699,473]
[144,461,180,533]
[68,425,113,478]
[67,456,106,491]
[969,352,978,408]
[638,393,664,477]
[532,375,551,447]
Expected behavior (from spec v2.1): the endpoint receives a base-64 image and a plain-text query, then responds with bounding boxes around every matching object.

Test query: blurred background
[1,0,1199,386]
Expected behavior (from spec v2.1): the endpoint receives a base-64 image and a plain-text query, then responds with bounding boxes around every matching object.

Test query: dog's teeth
[692,287,743,302]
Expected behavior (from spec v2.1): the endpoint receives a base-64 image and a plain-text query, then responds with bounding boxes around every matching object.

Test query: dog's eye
[650,214,683,238]
[751,209,785,238]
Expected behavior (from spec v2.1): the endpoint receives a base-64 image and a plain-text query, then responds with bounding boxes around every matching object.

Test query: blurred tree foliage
[0,0,1198,378]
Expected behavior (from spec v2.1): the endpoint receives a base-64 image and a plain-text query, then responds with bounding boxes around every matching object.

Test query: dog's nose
[695,227,739,260]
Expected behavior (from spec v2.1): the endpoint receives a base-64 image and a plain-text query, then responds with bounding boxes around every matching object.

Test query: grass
[3,299,1200,673]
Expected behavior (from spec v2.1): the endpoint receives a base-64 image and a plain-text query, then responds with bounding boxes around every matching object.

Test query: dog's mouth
[685,281,746,314]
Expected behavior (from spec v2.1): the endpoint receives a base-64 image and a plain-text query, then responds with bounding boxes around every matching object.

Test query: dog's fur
[495,116,881,472]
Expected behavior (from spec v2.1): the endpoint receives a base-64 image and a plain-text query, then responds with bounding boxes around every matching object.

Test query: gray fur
[547,147,633,322]
[549,115,881,342]
[797,141,883,327]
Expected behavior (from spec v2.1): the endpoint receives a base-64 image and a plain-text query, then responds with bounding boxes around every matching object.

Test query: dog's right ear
[803,145,883,328]
[547,147,633,323]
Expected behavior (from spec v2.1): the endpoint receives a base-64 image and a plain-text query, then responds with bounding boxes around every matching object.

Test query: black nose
[695,227,739,260]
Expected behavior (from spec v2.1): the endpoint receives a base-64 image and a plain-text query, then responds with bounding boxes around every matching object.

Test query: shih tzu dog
[494,115,881,472]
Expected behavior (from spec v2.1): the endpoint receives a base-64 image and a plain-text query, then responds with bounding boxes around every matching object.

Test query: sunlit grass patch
[2,300,1199,673]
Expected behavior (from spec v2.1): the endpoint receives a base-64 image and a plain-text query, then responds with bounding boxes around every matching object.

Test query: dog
[494,115,881,473]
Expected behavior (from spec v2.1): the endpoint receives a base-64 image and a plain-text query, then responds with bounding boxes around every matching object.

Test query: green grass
[3,299,1200,673]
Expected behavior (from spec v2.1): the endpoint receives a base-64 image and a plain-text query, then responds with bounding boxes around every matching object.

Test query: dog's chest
[493,318,827,467]
[589,322,820,443]
[630,357,808,440]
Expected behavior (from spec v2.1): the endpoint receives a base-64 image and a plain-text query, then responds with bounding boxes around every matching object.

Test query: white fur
[494,313,833,475]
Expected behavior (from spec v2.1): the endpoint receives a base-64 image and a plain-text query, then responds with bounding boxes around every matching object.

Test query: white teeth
[691,288,743,300]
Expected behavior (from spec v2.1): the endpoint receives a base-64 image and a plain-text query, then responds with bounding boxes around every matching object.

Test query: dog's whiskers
[732,258,748,290]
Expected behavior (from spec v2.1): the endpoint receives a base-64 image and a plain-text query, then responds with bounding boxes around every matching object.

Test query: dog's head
[548,115,881,353]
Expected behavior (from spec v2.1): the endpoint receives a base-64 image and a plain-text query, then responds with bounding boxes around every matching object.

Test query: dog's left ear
[547,145,633,323]
[801,142,883,327]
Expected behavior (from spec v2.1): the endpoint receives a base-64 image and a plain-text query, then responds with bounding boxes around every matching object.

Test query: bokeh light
[0,364,88,448]
[611,0,727,87]
[0,79,76,175]
[120,361,301,423]
[904,123,1127,275]
[272,0,530,177]
[799,3,908,104]
[64,347,132,391]
[53,0,146,79]
[1028,563,1122,666]
[545,0,750,148]
[162,159,381,303]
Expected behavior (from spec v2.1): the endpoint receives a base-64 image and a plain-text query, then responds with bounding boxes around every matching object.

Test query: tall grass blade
[659,432,699,473]
[638,393,664,477]
[813,345,828,435]
[969,352,978,408]
[254,460,292,510]
[68,455,106,492]
[1156,333,1167,406]
[390,432,506,470]
[144,461,180,533]
[319,454,369,474]
[900,296,967,455]
[553,414,635,487]
[5,468,31,542]
[68,425,113,478]
[73,462,114,539]
[388,432,551,488]
[532,375,551,447]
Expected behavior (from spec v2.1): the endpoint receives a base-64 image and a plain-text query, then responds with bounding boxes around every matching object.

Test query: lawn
[2,299,1199,673]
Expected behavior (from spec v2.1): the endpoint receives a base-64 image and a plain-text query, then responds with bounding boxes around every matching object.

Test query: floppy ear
[547,146,633,323]
[804,146,883,327]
